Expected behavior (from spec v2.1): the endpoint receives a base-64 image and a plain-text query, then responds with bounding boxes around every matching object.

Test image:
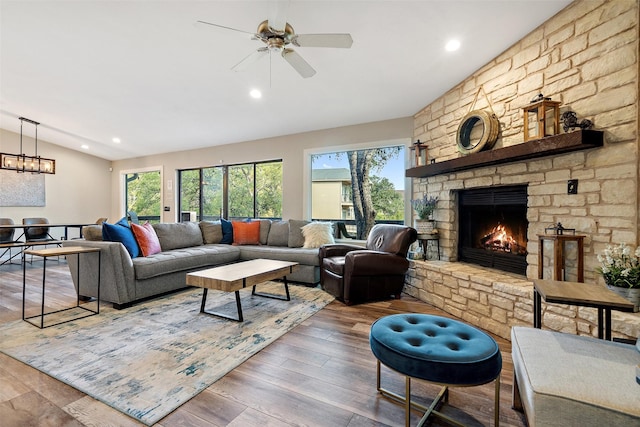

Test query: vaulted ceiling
[0,0,572,160]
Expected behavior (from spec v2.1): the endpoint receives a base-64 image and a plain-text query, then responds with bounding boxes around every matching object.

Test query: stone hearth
[405,261,639,341]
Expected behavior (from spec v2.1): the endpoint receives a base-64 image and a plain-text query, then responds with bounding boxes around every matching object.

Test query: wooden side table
[23,246,101,328]
[417,233,440,260]
[533,279,635,340]
[538,234,585,282]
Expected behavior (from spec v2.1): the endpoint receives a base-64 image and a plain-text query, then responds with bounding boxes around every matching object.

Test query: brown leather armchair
[319,224,417,305]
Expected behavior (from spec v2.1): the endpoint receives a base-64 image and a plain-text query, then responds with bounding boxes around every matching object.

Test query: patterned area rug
[0,282,334,425]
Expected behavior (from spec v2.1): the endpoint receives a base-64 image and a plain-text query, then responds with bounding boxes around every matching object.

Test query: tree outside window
[125,170,161,223]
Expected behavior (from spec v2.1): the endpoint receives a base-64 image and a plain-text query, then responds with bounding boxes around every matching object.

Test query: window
[124,170,162,223]
[179,160,282,221]
[311,145,405,239]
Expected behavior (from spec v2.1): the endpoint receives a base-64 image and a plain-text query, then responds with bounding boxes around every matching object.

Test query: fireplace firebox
[458,185,528,275]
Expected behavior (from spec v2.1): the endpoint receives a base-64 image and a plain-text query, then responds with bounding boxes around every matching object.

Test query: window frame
[177,159,283,221]
[120,166,163,222]
[304,139,412,224]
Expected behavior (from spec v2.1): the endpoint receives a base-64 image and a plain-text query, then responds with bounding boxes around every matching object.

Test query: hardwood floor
[0,261,527,426]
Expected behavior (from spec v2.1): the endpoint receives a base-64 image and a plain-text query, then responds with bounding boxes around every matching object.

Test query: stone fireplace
[402,0,639,341]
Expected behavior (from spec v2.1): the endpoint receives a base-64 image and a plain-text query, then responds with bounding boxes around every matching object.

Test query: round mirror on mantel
[456,109,499,155]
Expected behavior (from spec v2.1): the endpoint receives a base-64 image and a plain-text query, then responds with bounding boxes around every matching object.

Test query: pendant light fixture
[0,116,56,174]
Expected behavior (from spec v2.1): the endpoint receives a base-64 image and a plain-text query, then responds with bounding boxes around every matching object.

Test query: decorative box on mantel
[406,129,603,178]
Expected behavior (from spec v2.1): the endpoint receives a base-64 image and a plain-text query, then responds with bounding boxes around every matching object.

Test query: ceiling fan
[197,3,353,79]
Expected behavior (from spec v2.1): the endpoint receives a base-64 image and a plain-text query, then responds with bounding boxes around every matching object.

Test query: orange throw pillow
[232,221,261,245]
[131,222,162,256]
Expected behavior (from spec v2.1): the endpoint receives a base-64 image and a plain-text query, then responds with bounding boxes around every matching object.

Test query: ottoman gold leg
[494,375,501,427]
[377,359,501,427]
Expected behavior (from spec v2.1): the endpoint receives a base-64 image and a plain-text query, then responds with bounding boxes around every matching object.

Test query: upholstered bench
[370,313,502,427]
[511,326,640,426]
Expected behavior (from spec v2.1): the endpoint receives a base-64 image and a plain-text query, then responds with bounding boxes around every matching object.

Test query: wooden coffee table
[533,279,635,340]
[186,259,299,322]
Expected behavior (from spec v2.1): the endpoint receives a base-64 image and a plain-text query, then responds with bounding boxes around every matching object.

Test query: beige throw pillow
[302,222,335,248]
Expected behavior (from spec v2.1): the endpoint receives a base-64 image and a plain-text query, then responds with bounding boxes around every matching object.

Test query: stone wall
[407,0,640,339]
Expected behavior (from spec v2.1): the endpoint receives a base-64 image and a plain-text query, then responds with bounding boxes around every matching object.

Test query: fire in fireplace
[458,185,528,275]
[480,224,527,255]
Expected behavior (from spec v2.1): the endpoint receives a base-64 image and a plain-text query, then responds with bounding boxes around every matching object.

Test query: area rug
[0,282,334,425]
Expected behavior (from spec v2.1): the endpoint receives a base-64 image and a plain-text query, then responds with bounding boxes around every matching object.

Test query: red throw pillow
[131,222,162,256]
[232,221,261,245]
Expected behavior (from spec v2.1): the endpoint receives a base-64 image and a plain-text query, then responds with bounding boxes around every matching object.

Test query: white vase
[607,285,640,312]
[414,219,435,234]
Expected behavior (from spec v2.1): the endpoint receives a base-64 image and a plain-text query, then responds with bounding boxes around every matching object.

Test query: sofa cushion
[267,220,289,246]
[288,219,310,248]
[102,217,140,258]
[257,219,271,245]
[133,244,240,280]
[302,221,335,248]
[220,218,233,244]
[238,245,321,266]
[511,326,640,426]
[82,224,103,241]
[152,222,203,251]
[232,220,261,245]
[199,221,223,244]
[131,222,162,257]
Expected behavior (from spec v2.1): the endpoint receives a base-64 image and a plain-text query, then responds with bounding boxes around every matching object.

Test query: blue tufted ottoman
[370,313,502,426]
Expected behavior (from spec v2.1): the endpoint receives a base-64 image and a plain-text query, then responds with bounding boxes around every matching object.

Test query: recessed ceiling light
[445,39,461,52]
[112,137,121,143]
[81,144,89,150]
[249,89,262,99]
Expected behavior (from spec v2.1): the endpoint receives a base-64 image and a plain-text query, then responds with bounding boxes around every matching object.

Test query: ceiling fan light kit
[198,15,352,79]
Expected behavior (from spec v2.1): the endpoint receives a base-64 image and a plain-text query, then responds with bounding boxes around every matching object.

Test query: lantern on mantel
[410,140,428,167]
[522,94,561,141]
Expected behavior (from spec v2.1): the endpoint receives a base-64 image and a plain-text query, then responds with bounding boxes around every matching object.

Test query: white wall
[0,117,412,229]
[111,117,413,222]
[0,128,112,239]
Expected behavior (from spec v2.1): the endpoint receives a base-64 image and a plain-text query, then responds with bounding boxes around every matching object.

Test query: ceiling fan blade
[282,48,316,78]
[196,20,255,35]
[231,48,268,72]
[269,0,290,32]
[293,33,353,48]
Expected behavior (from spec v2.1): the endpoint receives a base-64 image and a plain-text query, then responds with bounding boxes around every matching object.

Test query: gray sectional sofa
[62,219,324,309]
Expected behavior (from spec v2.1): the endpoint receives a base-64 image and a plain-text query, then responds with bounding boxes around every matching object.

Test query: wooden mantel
[406,129,603,178]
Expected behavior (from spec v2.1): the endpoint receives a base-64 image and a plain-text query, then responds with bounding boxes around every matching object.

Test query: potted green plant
[596,242,640,311]
[411,195,438,234]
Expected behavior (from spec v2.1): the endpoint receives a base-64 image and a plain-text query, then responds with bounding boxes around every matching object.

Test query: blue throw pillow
[102,217,140,258]
[220,218,233,244]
